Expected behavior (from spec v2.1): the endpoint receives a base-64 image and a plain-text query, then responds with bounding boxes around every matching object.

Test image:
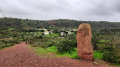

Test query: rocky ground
[0,42,116,67]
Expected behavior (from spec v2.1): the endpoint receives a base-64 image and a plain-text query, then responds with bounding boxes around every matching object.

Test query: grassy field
[32,46,103,59]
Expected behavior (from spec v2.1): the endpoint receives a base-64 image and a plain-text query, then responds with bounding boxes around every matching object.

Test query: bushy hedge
[0,38,23,49]
[0,41,13,49]
[57,39,76,53]
[103,43,120,63]
[92,33,120,64]
[27,36,58,49]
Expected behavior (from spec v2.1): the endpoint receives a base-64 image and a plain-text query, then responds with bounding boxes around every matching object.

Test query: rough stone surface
[77,23,94,61]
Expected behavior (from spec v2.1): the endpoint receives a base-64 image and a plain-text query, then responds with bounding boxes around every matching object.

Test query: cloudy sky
[0,0,120,22]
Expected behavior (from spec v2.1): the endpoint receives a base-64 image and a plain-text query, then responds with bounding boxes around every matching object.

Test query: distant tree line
[0,17,120,31]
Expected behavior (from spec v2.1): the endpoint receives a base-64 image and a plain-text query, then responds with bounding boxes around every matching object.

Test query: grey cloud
[0,0,120,22]
[87,0,120,16]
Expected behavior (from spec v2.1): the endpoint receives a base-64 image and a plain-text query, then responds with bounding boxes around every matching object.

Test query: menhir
[77,23,94,61]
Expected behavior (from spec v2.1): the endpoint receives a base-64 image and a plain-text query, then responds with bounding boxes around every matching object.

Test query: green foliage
[45,33,58,37]
[103,44,120,63]
[26,34,59,49]
[40,42,54,49]
[0,40,16,49]
[0,35,9,38]
[94,51,103,59]
[57,39,76,53]
[92,34,100,50]
[1,17,120,30]
[92,34,110,50]
[35,36,43,39]
[33,46,79,59]
[53,29,60,33]
[34,46,57,54]
[92,33,120,64]
[33,46,103,60]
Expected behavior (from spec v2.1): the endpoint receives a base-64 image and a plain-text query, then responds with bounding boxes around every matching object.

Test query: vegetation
[94,51,103,59]
[33,46,102,59]
[102,42,120,63]
[57,39,76,53]
[1,17,120,30]
[92,33,120,64]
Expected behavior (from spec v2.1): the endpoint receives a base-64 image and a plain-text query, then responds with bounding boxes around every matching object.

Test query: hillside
[0,17,120,30]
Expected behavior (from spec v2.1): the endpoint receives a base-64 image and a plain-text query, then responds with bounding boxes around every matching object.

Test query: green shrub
[0,42,5,49]
[32,44,39,47]
[9,39,21,44]
[40,41,55,49]
[92,34,110,50]
[57,39,76,53]
[92,34,101,50]
[0,41,14,49]
[103,44,120,63]
[35,36,43,39]
[0,35,9,38]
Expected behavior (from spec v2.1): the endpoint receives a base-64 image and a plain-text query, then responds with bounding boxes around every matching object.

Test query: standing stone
[77,23,94,61]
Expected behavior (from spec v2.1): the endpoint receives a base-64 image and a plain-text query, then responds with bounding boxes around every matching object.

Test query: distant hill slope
[0,17,120,30]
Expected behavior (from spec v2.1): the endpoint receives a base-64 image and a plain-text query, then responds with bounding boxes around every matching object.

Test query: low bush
[35,36,43,39]
[0,41,13,49]
[103,43,120,63]
[57,39,76,53]
[92,34,101,50]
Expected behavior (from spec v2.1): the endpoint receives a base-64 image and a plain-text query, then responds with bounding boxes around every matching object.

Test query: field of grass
[32,46,103,59]
[32,46,78,58]
[94,51,103,59]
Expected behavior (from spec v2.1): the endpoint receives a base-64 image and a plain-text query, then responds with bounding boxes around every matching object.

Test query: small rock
[35,64,38,66]
[93,62,98,66]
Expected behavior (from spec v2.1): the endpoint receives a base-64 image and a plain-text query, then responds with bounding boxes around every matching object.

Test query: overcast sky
[0,0,120,22]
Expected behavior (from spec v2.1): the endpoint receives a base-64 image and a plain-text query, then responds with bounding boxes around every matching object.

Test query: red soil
[0,42,115,67]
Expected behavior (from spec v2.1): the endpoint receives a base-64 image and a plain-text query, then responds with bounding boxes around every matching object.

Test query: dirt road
[0,42,115,67]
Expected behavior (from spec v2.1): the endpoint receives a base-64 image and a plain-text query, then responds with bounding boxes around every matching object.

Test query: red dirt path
[0,42,115,67]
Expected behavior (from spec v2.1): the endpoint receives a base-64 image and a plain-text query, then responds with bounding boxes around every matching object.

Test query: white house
[43,29,47,31]
[67,31,72,34]
[44,31,49,35]
[61,32,64,36]
[60,32,66,36]
[73,29,77,31]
